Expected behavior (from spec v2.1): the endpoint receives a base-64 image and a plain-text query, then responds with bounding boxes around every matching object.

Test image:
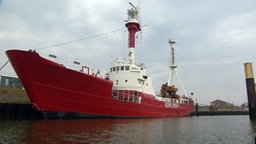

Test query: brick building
[210,99,233,107]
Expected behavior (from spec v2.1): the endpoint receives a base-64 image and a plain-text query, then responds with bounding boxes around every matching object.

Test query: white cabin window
[125,66,129,70]
[116,67,119,71]
[121,66,124,71]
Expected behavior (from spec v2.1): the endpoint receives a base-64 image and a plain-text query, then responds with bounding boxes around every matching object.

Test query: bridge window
[116,67,119,71]
[121,66,124,71]
[143,75,148,79]
[113,67,115,72]
[125,66,130,70]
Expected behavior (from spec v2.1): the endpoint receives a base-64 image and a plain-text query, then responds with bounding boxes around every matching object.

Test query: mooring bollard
[195,98,198,116]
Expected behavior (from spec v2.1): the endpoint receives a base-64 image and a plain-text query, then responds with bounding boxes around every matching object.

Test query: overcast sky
[0,0,256,105]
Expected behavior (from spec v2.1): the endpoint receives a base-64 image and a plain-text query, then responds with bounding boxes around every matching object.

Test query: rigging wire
[0,28,125,73]
[35,27,126,51]
[0,60,9,72]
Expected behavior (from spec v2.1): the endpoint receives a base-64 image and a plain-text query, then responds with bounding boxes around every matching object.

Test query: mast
[168,39,188,96]
[125,2,141,64]
[168,39,177,86]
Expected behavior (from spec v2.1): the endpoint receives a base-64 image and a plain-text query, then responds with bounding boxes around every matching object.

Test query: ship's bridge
[108,58,155,96]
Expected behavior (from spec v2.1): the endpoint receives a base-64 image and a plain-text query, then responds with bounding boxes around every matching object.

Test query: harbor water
[0,115,255,144]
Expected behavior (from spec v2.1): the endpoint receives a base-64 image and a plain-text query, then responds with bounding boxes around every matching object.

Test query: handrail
[112,90,142,103]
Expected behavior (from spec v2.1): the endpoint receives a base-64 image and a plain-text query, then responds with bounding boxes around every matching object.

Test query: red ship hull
[6,50,193,118]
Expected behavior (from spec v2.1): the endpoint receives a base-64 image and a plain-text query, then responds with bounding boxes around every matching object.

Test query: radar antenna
[129,2,137,9]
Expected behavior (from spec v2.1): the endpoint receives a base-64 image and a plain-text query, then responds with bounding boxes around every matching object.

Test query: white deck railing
[112,90,142,104]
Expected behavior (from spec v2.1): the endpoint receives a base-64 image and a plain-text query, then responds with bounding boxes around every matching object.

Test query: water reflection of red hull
[26,119,158,143]
[26,120,115,143]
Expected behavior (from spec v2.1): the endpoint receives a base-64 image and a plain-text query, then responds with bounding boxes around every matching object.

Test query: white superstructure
[108,3,155,96]
[109,58,156,96]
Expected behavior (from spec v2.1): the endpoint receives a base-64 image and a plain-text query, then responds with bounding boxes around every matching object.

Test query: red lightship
[6,3,193,119]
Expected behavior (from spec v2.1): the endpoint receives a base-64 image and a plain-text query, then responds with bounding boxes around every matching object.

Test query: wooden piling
[244,62,256,120]
[195,98,198,116]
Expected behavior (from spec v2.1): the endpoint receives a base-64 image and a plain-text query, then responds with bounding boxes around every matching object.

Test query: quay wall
[0,103,42,120]
[190,110,248,116]
[0,103,249,120]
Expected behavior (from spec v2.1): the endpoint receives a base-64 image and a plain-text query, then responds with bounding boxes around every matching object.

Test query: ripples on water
[0,116,255,144]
